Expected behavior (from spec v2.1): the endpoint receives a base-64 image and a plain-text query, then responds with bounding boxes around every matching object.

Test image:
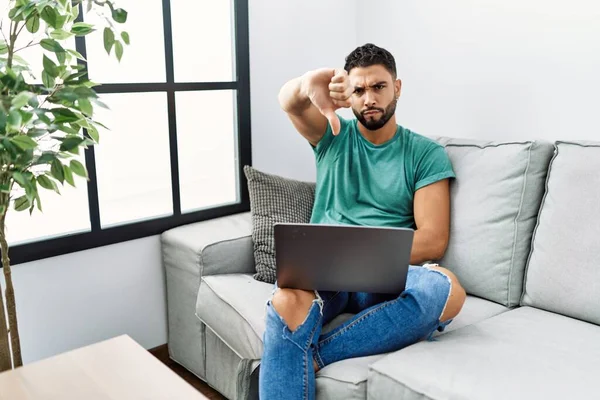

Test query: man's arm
[410,179,451,265]
[278,68,352,146]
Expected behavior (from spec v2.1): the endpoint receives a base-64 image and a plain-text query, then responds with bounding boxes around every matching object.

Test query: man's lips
[363,110,381,116]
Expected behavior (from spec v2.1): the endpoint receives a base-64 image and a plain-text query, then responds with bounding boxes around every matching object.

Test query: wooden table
[0,335,208,399]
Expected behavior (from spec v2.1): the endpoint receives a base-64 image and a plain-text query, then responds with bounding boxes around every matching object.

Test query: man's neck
[357,115,398,145]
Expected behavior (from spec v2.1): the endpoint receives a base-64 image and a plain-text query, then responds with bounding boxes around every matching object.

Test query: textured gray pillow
[243,166,315,283]
[521,141,600,325]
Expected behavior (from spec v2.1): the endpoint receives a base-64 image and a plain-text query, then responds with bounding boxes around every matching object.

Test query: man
[259,43,467,399]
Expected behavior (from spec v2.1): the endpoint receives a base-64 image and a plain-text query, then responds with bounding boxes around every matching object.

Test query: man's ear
[395,79,402,98]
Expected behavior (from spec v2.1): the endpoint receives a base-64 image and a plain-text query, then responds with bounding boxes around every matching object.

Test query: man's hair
[344,43,397,79]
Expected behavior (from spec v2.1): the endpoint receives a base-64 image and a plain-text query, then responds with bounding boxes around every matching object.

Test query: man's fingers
[329,91,350,101]
[333,99,351,108]
[323,109,341,135]
[330,69,348,84]
[328,82,347,92]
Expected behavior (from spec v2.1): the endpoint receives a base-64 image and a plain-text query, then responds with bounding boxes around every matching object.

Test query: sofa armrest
[161,211,255,278]
[161,211,255,380]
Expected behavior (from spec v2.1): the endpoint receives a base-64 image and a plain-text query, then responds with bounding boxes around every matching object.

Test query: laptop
[274,223,414,294]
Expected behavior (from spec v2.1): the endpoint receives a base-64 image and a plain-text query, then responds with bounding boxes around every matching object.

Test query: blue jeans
[259,265,453,400]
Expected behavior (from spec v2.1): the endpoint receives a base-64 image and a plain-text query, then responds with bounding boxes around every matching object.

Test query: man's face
[348,65,401,131]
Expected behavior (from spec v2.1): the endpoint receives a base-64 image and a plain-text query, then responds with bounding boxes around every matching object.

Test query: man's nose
[364,90,376,107]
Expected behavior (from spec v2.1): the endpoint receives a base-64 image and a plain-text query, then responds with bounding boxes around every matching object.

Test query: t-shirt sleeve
[414,141,456,191]
[311,115,348,159]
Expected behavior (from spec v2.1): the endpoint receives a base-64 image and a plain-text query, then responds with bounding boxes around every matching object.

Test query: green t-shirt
[310,117,455,229]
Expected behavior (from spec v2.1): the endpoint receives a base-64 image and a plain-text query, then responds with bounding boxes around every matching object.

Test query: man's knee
[428,266,466,322]
[271,288,316,331]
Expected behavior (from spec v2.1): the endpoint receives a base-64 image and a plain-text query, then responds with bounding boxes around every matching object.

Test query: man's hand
[300,68,353,135]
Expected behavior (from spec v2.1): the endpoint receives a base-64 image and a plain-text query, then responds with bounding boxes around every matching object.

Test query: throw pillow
[243,166,316,283]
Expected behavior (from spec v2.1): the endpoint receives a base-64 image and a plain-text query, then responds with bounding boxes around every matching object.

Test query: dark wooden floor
[150,344,226,400]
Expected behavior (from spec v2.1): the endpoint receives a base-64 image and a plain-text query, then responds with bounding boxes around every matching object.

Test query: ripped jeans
[258,264,453,400]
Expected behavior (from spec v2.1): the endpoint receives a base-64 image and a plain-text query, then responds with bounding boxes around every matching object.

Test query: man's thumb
[323,109,340,135]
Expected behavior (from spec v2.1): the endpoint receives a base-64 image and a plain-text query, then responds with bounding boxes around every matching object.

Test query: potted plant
[0,0,129,371]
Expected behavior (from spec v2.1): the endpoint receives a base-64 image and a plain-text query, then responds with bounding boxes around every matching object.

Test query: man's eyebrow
[370,81,387,87]
[354,81,387,89]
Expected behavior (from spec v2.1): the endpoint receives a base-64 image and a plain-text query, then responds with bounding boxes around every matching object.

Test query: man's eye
[354,89,364,95]
[375,85,384,90]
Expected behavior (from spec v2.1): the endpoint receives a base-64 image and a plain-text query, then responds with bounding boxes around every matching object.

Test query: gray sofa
[161,137,600,400]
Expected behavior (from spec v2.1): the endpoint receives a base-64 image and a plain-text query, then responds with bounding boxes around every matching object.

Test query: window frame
[10,0,251,265]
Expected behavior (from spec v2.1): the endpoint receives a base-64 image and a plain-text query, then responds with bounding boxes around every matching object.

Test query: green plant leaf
[74,86,98,98]
[43,55,59,77]
[40,7,58,29]
[11,135,37,150]
[50,29,73,40]
[26,15,41,33]
[121,31,130,45]
[0,184,10,194]
[103,27,115,54]
[8,110,22,129]
[59,136,84,151]
[72,1,79,19]
[41,70,56,88]
[70,159,88,178]
[2,138,18,158]
[35,152,57,165]
[40,38,65,53]
[22,2,37,19]
[12,171,27,187]
[55,14,68,29]
[11,91,33,109]
[56,51,67,65]
[27,128,47,137]
[28,95,39,108]
[14,196,30,212]
[51,108,80,123]
[66,49,86,61]
[78,98,93,116]
[63,164,75,186]
[50,159,65,183]
[34,191,42,213]
[56,124,79,135]
[112,8,128,23]
[114,41,123,62]
[86,124,99,143]
[71,22,94,36]
[9,6,25,22]
[37,174,59,193]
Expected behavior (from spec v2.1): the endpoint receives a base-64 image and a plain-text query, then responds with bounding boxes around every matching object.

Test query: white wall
[249,0,358,181]
[4,236,167,364]
[357,0,600,142]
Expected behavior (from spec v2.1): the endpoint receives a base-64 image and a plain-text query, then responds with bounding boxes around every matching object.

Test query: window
[9,0,251,264]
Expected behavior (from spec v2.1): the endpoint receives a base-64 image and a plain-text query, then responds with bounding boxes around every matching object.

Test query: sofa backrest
[521,141,600,325]
[434,138,555,307]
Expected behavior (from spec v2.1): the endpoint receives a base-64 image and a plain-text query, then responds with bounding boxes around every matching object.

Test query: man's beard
[353,97,397,131]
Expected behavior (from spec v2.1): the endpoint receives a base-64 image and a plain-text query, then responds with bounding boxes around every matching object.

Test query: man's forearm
[278,74,312,115]
[410,228,448,265]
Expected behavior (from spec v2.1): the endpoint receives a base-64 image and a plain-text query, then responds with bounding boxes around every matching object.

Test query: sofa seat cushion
[197,274,508,398]
[431,294,507,337]
[368,307,600,400]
